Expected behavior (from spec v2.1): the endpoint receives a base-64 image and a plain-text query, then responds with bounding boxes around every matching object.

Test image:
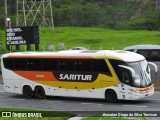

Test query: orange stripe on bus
[14,71,57,81]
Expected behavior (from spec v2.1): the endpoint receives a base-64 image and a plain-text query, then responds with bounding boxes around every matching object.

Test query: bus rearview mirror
[118,65,136,78]
[148,62,158,73]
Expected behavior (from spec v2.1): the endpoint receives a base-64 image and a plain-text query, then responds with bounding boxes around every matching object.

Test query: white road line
[136,106,147,108]
[122,105,147,108]
[41,100,62,103]
[7,98,26,101]
[97,104,103,106]
[122,105,134,107]
[81,103,95,105]
[0,91,4,92]
[81,103,103,106]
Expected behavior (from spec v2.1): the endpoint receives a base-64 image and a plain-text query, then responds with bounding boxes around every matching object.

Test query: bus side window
[121,69,131,85]
[92,60,99,72]
[15,58,27,70]
[43,59,51,71]
[137,50,150,61]
[150,50,160,61]
[109,59,127,81]
[58,60,66,71]
[57,59,74,71]
[26,59,42,71]
[3,58,15,70]
[137,49,160,61]
[73,59,93,72]
[42,59,58,71]
[74,59,83,71]
[65,60,74,71]
[83,60,91,71]
[98,59,112,77]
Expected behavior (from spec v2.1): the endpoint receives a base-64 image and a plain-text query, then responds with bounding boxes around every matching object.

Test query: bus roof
[2,50,145,62]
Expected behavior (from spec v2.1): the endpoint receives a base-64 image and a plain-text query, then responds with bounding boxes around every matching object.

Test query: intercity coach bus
[1,50,158,102]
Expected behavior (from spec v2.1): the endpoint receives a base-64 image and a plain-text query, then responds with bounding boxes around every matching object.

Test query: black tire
[35,86,45,99]
[105,90,117,103]
[23,86,33,98]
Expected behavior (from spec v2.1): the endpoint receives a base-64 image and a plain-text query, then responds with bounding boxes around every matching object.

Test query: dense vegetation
[0,0,160,30]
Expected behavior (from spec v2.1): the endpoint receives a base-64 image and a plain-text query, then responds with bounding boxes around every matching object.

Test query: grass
[40,27,160,50]
[0,108,75,120]
[0,27,160,52]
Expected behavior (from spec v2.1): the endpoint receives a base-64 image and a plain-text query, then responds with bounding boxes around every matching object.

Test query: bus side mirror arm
[148,62,158,73]
[118,65,136,78]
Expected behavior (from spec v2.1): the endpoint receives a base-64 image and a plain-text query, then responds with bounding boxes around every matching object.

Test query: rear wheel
[105,90,117,103]
[35,86,46,99]
[23,86,33,98]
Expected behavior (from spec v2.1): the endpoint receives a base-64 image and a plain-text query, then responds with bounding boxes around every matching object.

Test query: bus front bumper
[133,87,154,100]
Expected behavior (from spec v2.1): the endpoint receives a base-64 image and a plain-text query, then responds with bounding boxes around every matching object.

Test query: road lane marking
[122,105,147,108]
[7,98,26,101]
[81,103,95,105]
[0,91,4,92]
[81,103,103,105]
[41,100,62,103]
[136,106,147,108]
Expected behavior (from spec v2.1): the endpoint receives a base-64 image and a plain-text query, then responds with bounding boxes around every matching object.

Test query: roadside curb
[68,117,83,120]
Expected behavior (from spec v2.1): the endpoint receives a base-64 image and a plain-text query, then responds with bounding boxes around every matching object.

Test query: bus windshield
[127,60,152,88]
[109,59,152,88]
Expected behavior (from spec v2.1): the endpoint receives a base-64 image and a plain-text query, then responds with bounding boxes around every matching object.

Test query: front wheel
[105,90,117,103]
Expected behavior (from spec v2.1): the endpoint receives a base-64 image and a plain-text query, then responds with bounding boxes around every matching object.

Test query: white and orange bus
[1,50,158,102]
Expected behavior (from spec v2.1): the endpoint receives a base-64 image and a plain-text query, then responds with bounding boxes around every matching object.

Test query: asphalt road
[0,84,160,119]
[0,68,159,120]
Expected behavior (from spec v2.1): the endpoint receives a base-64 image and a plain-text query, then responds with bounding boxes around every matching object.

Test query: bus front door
[119,71,133,100]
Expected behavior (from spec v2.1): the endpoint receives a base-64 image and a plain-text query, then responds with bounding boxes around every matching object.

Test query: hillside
[0,1,160,52]
[0,0,159,30]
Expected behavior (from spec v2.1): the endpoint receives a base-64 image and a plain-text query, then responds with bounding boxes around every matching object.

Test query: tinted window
[15,59,27,70]
[74,59,92,71]
[137,50,150,60]
[3,58,112,76]
[92,60,99,71]
[26,59,42,71]
[74,59,83,71]
[42,59,57,71]
[57,59,73,71]
[150,50,160,61]
[109,59,132,85]
[3,58,15,70]
[137,49,160,61]
[99,59,109,72]
[121,69,132,85]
